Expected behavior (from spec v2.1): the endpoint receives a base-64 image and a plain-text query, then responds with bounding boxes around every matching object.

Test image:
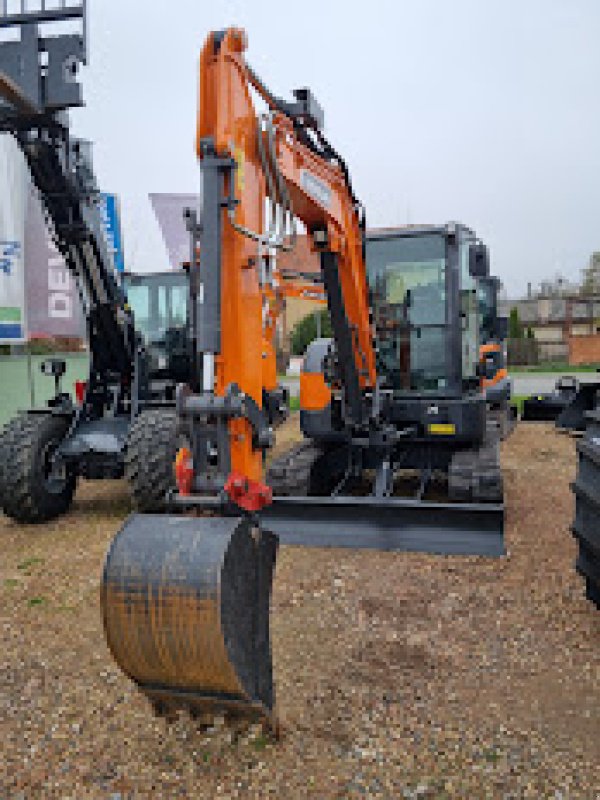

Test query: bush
[508,307,523,339]
[290,310,332,356]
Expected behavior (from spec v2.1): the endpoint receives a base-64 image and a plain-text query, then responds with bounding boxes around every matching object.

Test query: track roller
[101,513,279,726]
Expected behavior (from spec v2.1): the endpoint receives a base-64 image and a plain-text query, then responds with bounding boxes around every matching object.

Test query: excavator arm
[188,28,377,483]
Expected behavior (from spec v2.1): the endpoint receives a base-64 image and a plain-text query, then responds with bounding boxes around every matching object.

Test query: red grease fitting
[74,381,87,405]
[225,471,273,513]
[175,447,194,496]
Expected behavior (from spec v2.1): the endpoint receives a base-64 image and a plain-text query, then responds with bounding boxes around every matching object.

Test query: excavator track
[448,423,504,504]
[266,441,322,496]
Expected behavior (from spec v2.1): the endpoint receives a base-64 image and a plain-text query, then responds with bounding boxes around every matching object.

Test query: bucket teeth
[101,513,278,728]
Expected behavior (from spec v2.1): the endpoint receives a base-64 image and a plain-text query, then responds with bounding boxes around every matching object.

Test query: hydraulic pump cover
[101,513,278,722]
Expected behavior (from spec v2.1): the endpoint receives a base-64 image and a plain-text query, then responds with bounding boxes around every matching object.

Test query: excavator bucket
[101,514,278,725]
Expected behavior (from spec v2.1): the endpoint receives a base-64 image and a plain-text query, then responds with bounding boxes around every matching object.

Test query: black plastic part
[41,359,67,378]
[320,249,365,426]
[469,242,490,278]
[571,409,600,608]
[556,382,600,433]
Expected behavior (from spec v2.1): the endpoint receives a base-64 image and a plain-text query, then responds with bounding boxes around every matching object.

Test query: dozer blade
[262,496,505,557]
[101,514,278,726]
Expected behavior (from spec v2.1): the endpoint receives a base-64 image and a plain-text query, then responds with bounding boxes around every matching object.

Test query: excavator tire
[0,412,76,523]
[125,409,179,512]
[101,513,279,726]
[0,413,26,511]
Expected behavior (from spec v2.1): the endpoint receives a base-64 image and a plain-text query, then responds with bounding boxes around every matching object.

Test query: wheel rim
[40,436,69,496]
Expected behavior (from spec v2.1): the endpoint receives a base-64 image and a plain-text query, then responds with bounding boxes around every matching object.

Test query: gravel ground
[1,421,599,799]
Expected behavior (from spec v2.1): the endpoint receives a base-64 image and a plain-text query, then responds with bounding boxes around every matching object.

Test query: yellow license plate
[428,423,456,435]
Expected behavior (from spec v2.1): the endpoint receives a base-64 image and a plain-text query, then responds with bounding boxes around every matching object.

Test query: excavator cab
[124,271,190,384]
[301,224,497,452]
[367,225,482,397]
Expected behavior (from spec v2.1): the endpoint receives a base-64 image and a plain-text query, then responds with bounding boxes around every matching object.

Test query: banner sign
[0,139,124,341]
[99,192,125,273]
[149,193,200,271]
[0,135,28,343]
[24,185,85,339]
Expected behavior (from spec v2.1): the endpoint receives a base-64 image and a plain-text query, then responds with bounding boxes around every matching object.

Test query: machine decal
[0,240,20,275]
[428,423,456,435]
[235,145,246,195]
[300,170,332,209]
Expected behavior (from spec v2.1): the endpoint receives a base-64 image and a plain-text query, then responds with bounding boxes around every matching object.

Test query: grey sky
[74,0,600,296]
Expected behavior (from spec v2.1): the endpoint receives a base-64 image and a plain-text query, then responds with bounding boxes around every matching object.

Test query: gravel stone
[0,420,599,797]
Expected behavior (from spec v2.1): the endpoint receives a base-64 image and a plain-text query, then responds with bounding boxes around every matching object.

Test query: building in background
[501,284,600,365]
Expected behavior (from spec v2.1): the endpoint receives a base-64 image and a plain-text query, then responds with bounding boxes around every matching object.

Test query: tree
[290,310,332,356]
[508,307,524,339]
[581,252,600,295]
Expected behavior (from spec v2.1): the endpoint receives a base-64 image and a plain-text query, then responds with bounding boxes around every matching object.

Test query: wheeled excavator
[101,28,507,727]
[0,5,294,521]
[0,3,193,520]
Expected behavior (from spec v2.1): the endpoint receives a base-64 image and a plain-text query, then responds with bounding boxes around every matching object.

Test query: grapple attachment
[101,513,278,725]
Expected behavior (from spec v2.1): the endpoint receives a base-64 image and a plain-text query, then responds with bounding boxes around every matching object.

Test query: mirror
[469,243,490,278]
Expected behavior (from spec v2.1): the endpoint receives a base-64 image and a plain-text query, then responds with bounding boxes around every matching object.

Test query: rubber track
[0,413,76,523]
[125,409,178,512]
[267,441,322,496]
[448,422,504,504]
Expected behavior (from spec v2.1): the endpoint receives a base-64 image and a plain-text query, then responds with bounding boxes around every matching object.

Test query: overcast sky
[72,0,600,297]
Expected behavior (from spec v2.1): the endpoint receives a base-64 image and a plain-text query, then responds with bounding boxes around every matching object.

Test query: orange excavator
[101,27,375,726]
[101,28,506,726]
